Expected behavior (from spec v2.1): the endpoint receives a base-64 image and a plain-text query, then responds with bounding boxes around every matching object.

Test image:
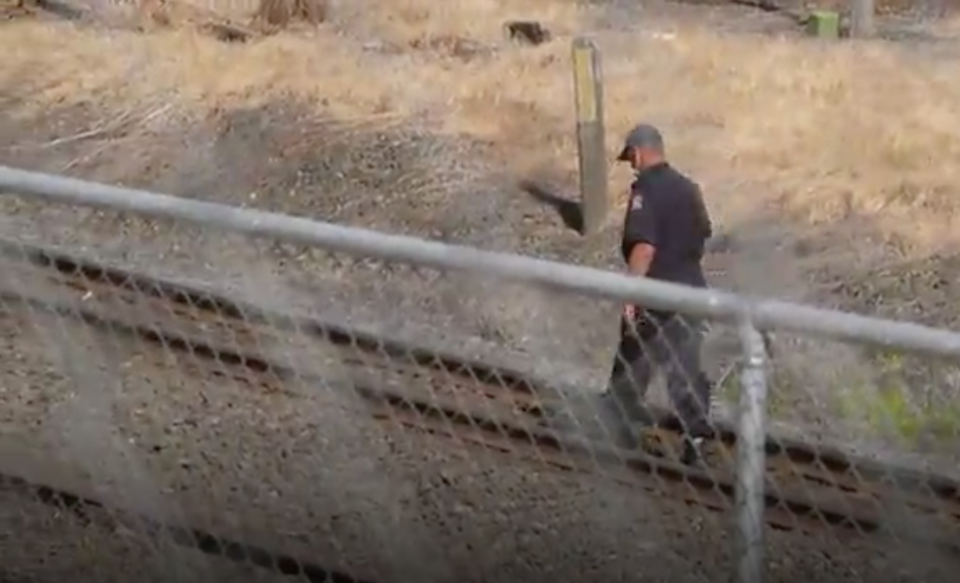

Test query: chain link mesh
[0,232,958,583]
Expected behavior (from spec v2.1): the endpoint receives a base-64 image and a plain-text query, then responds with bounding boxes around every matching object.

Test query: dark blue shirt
[621,162,712,289]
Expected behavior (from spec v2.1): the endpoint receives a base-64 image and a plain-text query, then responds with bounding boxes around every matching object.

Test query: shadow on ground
[519,179,583,234]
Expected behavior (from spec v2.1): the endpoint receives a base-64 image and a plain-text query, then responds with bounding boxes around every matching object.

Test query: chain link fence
[1,167,960,583]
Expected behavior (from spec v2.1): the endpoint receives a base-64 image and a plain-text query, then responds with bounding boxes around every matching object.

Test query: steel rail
[0,471,374,583]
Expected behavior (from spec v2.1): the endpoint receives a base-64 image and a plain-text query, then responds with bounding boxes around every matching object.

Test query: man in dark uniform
[598,123,715,465]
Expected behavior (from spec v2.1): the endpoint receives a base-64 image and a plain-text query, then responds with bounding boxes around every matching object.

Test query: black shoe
[680,436,706,466]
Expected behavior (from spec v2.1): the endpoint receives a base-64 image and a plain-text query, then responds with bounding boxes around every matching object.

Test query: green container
[806,10,840,39]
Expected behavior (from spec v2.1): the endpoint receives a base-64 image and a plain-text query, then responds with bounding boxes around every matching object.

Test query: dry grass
[336,0,582,43]
[255,0,327,27]
[3,1,960,251]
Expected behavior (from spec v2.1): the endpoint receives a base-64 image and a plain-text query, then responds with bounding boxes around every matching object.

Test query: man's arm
[693,183,712,240]
[627,242,655,277]
[621,195,660,321]
[622,191,661,282]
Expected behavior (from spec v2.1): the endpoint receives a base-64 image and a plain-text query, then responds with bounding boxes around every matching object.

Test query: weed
[832,350,960,448]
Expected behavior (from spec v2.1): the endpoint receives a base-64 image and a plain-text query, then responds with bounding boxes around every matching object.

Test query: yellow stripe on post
[572,39,598,124]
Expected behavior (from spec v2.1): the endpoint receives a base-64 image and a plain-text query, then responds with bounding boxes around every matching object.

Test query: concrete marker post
[571,37,608,236]
[850,0,875,38]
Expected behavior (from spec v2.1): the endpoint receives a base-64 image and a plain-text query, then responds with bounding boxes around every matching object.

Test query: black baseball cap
[616,123,665,161]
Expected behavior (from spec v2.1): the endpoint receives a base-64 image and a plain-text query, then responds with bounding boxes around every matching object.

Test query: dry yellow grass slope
[2,0,960,253]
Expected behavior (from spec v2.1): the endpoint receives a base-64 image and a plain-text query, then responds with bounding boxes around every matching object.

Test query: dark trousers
[605,312,713,438]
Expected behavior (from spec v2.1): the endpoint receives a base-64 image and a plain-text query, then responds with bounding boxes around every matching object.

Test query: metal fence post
[735,317,769,583]
[571,37,608,237]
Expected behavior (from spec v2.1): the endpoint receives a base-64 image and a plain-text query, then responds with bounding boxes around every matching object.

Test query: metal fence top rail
[2,164,960,359]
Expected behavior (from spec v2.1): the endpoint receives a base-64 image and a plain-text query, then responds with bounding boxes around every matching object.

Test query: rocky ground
[0,294,958,583]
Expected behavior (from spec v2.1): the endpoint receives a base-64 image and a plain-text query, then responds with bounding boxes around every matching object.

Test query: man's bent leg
[545,316,655,448]
[596,317,656,447]
[661,317,714,463]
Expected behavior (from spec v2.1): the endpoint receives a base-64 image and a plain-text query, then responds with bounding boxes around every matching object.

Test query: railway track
[0,470,373,583]
[0,238,959,554]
